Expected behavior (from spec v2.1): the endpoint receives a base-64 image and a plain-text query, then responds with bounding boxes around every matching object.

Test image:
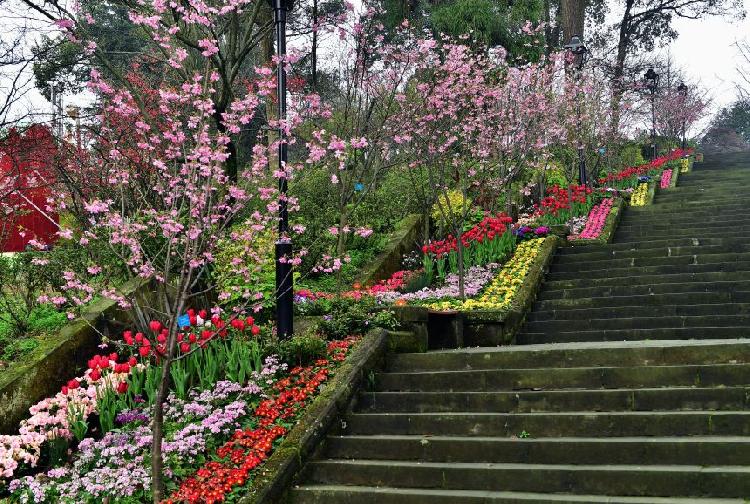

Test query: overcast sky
[660,0,750,113]
[3,1,750,129]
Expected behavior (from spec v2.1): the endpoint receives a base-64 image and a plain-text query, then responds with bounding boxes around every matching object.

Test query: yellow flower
[431,190,470,223]
[680,158,689,173]
[630,182,649,207]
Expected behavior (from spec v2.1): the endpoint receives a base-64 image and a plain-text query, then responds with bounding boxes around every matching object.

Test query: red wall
[0,125,59,252]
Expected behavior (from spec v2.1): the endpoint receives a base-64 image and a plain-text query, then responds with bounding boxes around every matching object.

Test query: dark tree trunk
[560,0,587,44]
[610,0,634,136]
[312,0,318,91]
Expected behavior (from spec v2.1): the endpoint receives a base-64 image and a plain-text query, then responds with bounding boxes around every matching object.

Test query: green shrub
[277,332,327,366]
[371,309,400,331]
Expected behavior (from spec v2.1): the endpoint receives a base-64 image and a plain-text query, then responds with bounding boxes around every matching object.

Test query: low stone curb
[567,197,625,246]
[239,327,388,504]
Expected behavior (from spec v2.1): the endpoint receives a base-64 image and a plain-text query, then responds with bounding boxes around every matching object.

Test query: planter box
[670,167,680,188]
[629,181,656,207]
[680,157,694,173]
[393,236,560,348]
[567,197,625,246]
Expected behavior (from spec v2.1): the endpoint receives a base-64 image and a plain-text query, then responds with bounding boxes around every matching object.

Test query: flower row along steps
[288,152,750,504]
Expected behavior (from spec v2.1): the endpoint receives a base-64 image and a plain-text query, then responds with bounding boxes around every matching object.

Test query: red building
[0,125,59,252]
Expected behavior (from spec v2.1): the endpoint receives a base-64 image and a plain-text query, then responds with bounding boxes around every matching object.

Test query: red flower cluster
[422,214,513,257]
[600,148,693,184]
[367,269,422,294]
[164,337,359,504]
[535,184,591,216]
[121,310,261,361]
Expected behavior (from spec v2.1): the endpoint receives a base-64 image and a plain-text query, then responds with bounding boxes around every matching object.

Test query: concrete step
[535,291,749,311]
[524,314,750,333]
[546,262,750,281]
[614,229,750,242]
[540,271,750,292]
[555,244,750,264]
[357,387,750,413]
[558,237,749,255]
[517,326,750,344]
[291,485,747,504]
[375,363,750,392]
[562,237,750,254]
[537,280,750,301]
[303,459,750,497]
[387,340,750,372]
[324,435,750,465]
[549,252,750,274]
[528,302,750,321]
[342,411,750,437]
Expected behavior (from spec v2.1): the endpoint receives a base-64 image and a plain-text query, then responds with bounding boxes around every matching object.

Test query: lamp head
[564,35,588,70]
[644,67,659,92]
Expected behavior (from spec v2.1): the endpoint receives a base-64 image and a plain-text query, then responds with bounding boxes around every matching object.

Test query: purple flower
[116,409,150,425]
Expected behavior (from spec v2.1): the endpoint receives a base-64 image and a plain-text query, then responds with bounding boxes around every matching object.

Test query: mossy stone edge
[0,278,149,434]
[357,214,424,287]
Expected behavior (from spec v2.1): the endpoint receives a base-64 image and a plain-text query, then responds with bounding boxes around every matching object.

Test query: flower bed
[3,315,360,503]
[630,182,651,207]
[600,148,693,189]
[568,197,613,240]
[660,169,673,189]
[426,238,546,312]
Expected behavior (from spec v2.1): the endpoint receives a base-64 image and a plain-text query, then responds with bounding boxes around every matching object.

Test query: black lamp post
[677,82,688,151]
[644,67,659,160]
[272,0,294,339]
[564,35,589,186]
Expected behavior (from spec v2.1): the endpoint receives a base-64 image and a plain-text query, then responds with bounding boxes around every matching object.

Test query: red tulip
[180,342,191,353]
[149,320,162,333]
[128,357,137,367]
[116,381,128,394]
[251,325,261,336]
[89,369,101,381]
[139,346,150,357]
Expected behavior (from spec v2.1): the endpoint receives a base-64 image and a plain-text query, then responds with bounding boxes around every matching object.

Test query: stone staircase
[290,153,750,503]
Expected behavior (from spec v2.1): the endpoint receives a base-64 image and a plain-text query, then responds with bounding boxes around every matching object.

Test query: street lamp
[271,0,294,339]
[564,35,589,186]
[644,67,659,160]
[677,82,688,151]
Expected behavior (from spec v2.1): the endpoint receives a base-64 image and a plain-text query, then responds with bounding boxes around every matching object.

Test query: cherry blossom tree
[654,84,709,143]
[388,39,500,297]
[15,2,322,500]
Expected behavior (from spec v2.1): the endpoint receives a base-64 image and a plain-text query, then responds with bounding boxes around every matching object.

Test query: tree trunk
[311,0,318,91]
[610,0,634,136]
[543,0,555,54]
[261,7,278,175]
[560,0,587,44]
[457,237,465,299]
[150,353,172,502]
